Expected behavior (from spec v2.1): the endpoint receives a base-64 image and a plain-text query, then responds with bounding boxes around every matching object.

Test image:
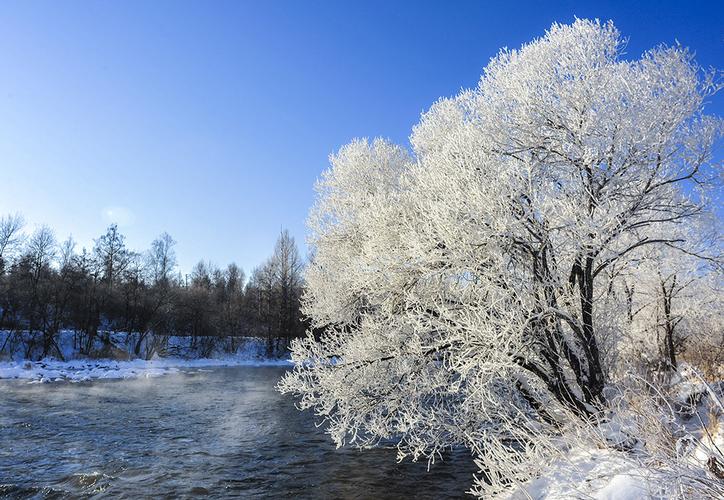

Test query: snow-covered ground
[0,355,292,383]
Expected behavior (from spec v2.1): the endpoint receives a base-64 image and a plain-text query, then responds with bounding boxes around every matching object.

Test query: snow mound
[594,473,649,500]
[503,448,660,500]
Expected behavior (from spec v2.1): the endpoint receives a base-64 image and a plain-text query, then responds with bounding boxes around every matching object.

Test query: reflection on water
[0,366,476,498]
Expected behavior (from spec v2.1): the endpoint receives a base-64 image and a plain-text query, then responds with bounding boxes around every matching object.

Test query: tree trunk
[662,279,678,371]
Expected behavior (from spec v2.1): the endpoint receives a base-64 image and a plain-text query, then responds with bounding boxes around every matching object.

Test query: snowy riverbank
[502,368,724,499]
[0,330,292,382]
[0,355,292,383]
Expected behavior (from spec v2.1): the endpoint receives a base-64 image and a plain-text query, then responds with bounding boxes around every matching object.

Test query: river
[0,366,477,498]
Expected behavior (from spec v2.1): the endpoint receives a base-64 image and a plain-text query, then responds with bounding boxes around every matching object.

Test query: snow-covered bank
[500,368,724,499]
[500,440,724,499]
[0,330,293,382]
[0,356,292,383]
[503,448,662,500]
[504,440,721,499]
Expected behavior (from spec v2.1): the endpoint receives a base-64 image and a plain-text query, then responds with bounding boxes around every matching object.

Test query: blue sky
[1,1,721,273]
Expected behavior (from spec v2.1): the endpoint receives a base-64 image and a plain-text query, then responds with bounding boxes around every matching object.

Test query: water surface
[0,366,476,498]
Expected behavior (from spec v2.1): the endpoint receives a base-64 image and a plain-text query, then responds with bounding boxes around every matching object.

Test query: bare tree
[271,230,304,346]
[0,213,25,275]
[21,226,57,357]
[147,232,177,285]
[0,218,308,361]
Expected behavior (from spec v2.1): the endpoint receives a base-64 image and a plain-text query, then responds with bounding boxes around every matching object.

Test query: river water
[0,366,476,498]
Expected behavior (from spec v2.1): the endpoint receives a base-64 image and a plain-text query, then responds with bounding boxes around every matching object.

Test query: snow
[503,448,657,500]
[0,356,292,383]
[594,474,649,500]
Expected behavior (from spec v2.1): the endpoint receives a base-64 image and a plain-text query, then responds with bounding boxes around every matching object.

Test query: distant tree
[0,213,26,329]
[247,259,278,352]
[119,252,145,333]
[190,260,213,290]
[58,236,76,270]
[271,230,304,345]
[18,227,57,357]
[220,263,245,339]
[147,232,177,285]
[177,260,219,340]
[130,232,179,356]
[94,224,131,290]
[0,218,307,360]
[0,213,25,276]
[88,224,132,347]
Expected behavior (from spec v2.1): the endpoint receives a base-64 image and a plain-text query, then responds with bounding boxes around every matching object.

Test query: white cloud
[101,206,135,227]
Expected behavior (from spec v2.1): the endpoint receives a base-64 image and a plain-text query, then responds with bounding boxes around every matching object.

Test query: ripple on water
[59,471,114,493]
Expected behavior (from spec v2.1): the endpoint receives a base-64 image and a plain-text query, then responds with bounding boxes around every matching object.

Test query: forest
[0,214,306,360]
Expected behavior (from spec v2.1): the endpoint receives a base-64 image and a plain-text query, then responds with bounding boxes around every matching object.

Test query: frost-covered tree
[614,220,723,379]
[279,20,722,493]
[618,228,722,373]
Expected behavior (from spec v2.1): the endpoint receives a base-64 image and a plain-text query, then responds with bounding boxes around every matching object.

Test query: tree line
[0,213,306,360]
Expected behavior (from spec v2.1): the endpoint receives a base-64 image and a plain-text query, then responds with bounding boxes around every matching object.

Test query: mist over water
[0,367,476,498]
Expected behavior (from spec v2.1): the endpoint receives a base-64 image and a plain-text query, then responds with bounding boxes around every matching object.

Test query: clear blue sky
[1,1,721,273]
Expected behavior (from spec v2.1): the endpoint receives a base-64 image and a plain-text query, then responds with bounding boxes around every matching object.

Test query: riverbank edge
[0,330,293,382]
[0,355,293,382]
